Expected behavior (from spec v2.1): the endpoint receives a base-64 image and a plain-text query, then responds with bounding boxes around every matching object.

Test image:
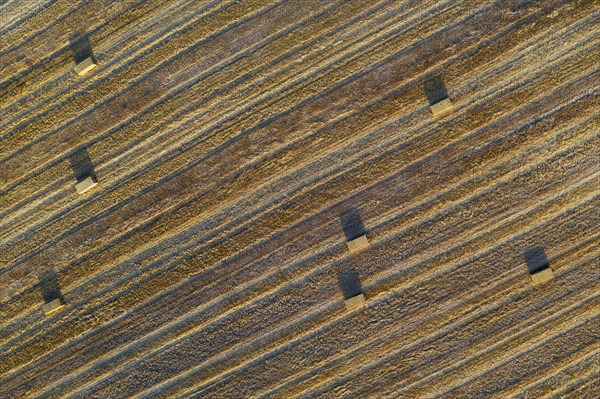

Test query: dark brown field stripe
[0,0,516,198]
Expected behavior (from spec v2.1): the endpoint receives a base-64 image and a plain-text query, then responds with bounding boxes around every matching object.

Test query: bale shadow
[69,148,96,182]
[70,32,95,64]
[524,246,550,274]
[423,76,449,106]
[37,268,63,303]
[340,208,366,241]
[338,269,363,300]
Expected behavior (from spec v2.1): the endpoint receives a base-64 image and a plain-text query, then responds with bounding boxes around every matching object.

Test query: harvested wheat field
[0,0,599,398]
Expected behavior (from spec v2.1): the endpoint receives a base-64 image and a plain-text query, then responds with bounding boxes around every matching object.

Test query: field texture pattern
[0,0,599,398]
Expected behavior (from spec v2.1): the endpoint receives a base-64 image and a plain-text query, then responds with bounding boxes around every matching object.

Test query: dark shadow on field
[37,268,63,303]
[423,76,449,106]
[69,33,95,64]
[338,269,363,300]
[340,208,366,241]
[69,148,96,182]
[524,246,550,274]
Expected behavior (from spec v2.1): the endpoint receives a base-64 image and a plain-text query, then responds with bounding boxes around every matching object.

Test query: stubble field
[0,0,598,398]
